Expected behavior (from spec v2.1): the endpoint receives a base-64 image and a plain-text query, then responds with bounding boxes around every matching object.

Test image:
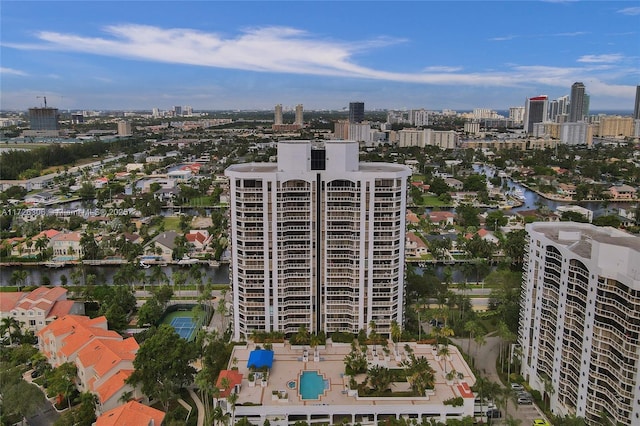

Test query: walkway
[187,388,205,426]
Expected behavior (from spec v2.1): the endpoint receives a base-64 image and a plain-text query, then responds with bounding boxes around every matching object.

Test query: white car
[510,383,524,391]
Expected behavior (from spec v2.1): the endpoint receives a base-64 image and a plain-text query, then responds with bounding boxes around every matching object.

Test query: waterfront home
[50,231,83,260]
[405,232,429,258]
[608,184,637,200]
[4,287,83,333]
[145,231,178,262]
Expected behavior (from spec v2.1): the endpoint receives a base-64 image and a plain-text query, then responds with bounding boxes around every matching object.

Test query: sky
[1,1,639,112]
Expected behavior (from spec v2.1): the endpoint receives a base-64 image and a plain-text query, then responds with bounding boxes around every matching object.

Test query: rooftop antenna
[36,96,48,108]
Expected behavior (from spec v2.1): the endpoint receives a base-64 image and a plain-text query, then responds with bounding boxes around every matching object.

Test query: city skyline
[1,1,639,111]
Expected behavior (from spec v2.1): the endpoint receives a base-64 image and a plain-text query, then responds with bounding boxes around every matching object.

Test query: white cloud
[422,66,463,72]
[3,24,636,101]
[617,7,640,15]
[577,54,624,63]
[0,67,28,76]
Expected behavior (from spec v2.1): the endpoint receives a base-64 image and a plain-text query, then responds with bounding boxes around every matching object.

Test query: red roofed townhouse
[464,228,500,245]
[37,315,121,367]
[1,287,83,333]
[95,400,165,426]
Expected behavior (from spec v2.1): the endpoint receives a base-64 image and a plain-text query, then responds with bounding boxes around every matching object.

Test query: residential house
[185,230,211,251]
[405,232,429,258]
[609,184,637,200]
[444,178,464,191]
[25,191,54,205]
[557,183,576,198]
[145,231,179,261]
[516,209,560,223]
[427,211,455,227]
[5,287,83,333]
[406,210,420,226]
[95,400,165,426]
[50,231,83,260]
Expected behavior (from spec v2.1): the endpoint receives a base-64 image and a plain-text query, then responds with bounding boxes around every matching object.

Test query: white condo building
[519,222,640,425]
[225,140,411,341]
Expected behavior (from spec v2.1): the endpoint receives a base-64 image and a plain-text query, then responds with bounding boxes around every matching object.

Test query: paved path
[188,388,205,426]
[451,334,549,425]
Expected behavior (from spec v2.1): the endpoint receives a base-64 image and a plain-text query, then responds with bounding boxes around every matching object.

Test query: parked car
[533,420,551,426]
[518,397,533,405]
[510,383,524,391]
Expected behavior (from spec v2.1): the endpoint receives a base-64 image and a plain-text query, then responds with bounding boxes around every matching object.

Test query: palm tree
[149,265,168,288]
[34,236,49,260]
[390,320,402,356]
[10,269,28,290]
[366,365,393,396]
[400,352,435,396]
[437,345,451,373]
[1,317,22,345]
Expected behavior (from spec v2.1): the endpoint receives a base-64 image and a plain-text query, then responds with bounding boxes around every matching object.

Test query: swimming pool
[299,371,329,400]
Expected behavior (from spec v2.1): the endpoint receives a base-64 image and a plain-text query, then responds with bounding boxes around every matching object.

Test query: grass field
[162,217,181,231]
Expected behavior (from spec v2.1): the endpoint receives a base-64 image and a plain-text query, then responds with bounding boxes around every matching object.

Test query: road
[449,333,550,425]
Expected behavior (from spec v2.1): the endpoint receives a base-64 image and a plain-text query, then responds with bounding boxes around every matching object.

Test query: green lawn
[163,216,181,231]
[420,195,453,207]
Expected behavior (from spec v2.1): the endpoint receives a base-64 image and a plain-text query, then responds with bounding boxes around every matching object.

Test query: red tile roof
[96,400,165,426]
[216,369,243,397]
[0,292,25,312]
[47,300,75,320]
[96,369,134,403]
[77,337,138,378]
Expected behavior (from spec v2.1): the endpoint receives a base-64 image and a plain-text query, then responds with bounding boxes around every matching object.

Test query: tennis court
[169,316,197,340]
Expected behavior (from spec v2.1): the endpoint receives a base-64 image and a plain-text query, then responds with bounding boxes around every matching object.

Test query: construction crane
[36,96,47,108]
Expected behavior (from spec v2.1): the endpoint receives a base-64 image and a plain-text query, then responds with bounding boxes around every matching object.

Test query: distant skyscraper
[117,121,132,136]
[274,104,283,125]
[294,104,304,126]
[349,102,364,123]
[509,106,525,123]
[569,82,586,122]
[524,96,548,133]
[173,106,182,116]
[183,106,193,117]
[635,86,640,120]
[29,107,59,131]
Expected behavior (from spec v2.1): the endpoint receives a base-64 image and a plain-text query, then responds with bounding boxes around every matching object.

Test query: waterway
[0,262,230,287]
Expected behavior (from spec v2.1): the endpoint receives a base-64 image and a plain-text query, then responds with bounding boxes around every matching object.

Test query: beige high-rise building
[274,104,283,125]
[225,140,411,341]
[117,120,132,136]
[595,116,634,138]
[295,104,304,126]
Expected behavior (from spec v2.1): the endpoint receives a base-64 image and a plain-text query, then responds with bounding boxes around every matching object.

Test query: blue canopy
[247,349,274,369]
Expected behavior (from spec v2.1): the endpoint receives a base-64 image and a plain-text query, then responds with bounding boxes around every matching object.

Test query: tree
[127,324,197,411]
[1,316,23,345]
[53,392,97,426]
[501,229,527,265]
[48,362,78,409]
[10,269,28,290]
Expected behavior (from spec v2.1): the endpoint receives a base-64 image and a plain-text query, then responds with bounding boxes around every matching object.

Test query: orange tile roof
[61,327,121,358]
[0,292,25,312]
[47,300,75,320]
[51,232,82,242]
[96,369,133,403]
[96,400,165,426]
[77,337,138,378]
[34,229,60,240]
[216,369,243,397]
[38,315,108,339]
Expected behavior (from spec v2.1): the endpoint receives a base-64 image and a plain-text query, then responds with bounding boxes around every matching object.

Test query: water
[299,370,327,400]
[0,263,230,287]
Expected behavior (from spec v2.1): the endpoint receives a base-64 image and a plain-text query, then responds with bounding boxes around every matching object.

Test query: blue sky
[1,1,639,111]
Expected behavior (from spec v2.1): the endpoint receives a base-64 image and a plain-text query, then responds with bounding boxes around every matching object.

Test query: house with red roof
[95,400,165,426]
[406,210,420,226]
[405,232,429,258]
[464,228,500,245]
[427,211,455,227]
[185,230,211,250]
[1,287,83,333]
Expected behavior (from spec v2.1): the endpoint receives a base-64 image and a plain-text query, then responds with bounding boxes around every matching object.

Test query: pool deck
[228,340,476,408]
